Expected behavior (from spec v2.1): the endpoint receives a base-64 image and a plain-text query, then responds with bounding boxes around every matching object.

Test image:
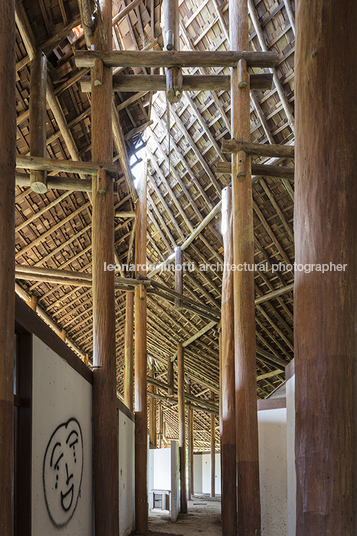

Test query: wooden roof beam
[80,72,273,92]
[75,50,278,69]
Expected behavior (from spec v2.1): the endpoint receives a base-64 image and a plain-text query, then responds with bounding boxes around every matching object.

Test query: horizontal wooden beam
[16,155,118,177]
[112,0,143,25]
[16,172,92,192]
[215,162,294,180]
[80,73,273,92]
[256,346,287,368]
[75,50,278,69]
[255,282,294,305]
[222,139,295,159]
[256,369,284,381]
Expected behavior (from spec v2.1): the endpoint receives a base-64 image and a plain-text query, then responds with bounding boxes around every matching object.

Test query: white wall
[148,447,171,510]
[193,453,221,495]
[193,453,203,493]
[286,375,296,536]
[118,410,135,536]
[32,336,93,536]
[201,453,221,495]
[258,407,287,536]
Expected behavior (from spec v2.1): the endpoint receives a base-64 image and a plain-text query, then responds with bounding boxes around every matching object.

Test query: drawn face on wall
[43,418,83,528]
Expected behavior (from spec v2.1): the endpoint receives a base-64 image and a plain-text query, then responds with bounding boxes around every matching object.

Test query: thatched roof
[15,0,295,450]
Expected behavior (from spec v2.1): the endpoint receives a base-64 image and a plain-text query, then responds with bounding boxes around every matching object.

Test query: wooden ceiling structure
[14,0,295,452]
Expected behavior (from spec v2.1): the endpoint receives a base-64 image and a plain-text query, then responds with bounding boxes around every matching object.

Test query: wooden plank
[75,50,278,69]
[29,52,47,193]
[16,155,118,177]
[0,0,15,532]
[230,0,261,533]
[91,2,120,534]
[295,0,357,533]
[222,139,295,158]
[220,186,237,535]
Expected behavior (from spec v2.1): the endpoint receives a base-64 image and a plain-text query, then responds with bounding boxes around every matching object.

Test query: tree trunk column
[124,290,134,411]
[91,1,119,534]
[0,1,15,534]
[134,155,148,533]
[295,1,357,533]
[220,186,237,535]
[210,391,216,498]
[29,51,47,194]
[230,0,261,533]
[178,342,187,513]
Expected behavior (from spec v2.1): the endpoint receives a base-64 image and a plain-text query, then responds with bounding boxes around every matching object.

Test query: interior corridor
[147,496,221,536]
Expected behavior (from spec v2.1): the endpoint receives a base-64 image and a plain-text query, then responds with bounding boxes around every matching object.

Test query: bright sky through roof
[130,147,146,189]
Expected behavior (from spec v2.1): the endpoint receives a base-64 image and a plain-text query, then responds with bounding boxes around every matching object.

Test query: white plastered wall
[258,407,287,536]
[32,336,93,536]
[286,375,296,536]
[118,410,135,536]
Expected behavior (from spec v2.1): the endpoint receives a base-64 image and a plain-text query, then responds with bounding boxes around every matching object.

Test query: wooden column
[168,355,174,395]
[29,51,47,193]
[91,1,119,534]
[178,342,187,513]
[230,0,261,532]
[149,364,157,448]
[163,0,182,102]
[0,1,15,533]
[175,246,183,309]
[220,186,237,535]
[295,1,357,533]
[187,383,194,499]
[210,391,216,497]
[134,154,148,533]
[158,403,163,448]
[124,290,134,411]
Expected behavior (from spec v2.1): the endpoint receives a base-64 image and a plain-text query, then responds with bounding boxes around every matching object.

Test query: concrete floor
[146,495,222,536]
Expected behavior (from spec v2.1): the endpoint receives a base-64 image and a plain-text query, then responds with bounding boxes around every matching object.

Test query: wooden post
[187,382,194,499]
[124,290,134,411]
[210,391,216,497]
[295,1,357,533]
[0,0,15,533]
[158,403,163,448]
[177,342,187,513]
[29,51,47,193]
[175,246,183,309]
[149,364,157,448]
[230,0,261,532]
[91,1,119,534]
[220,186,237,535]
[134,153,148,533]
[163,0,182,102]
[168,355,174,396]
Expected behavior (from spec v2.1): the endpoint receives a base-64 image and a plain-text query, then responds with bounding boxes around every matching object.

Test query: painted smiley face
[43,418,84,528]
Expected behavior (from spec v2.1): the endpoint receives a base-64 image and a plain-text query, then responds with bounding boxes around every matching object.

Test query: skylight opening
[130,147,146,190]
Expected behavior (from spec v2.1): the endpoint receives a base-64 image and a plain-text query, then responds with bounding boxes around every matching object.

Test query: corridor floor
[146,495,222,536]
